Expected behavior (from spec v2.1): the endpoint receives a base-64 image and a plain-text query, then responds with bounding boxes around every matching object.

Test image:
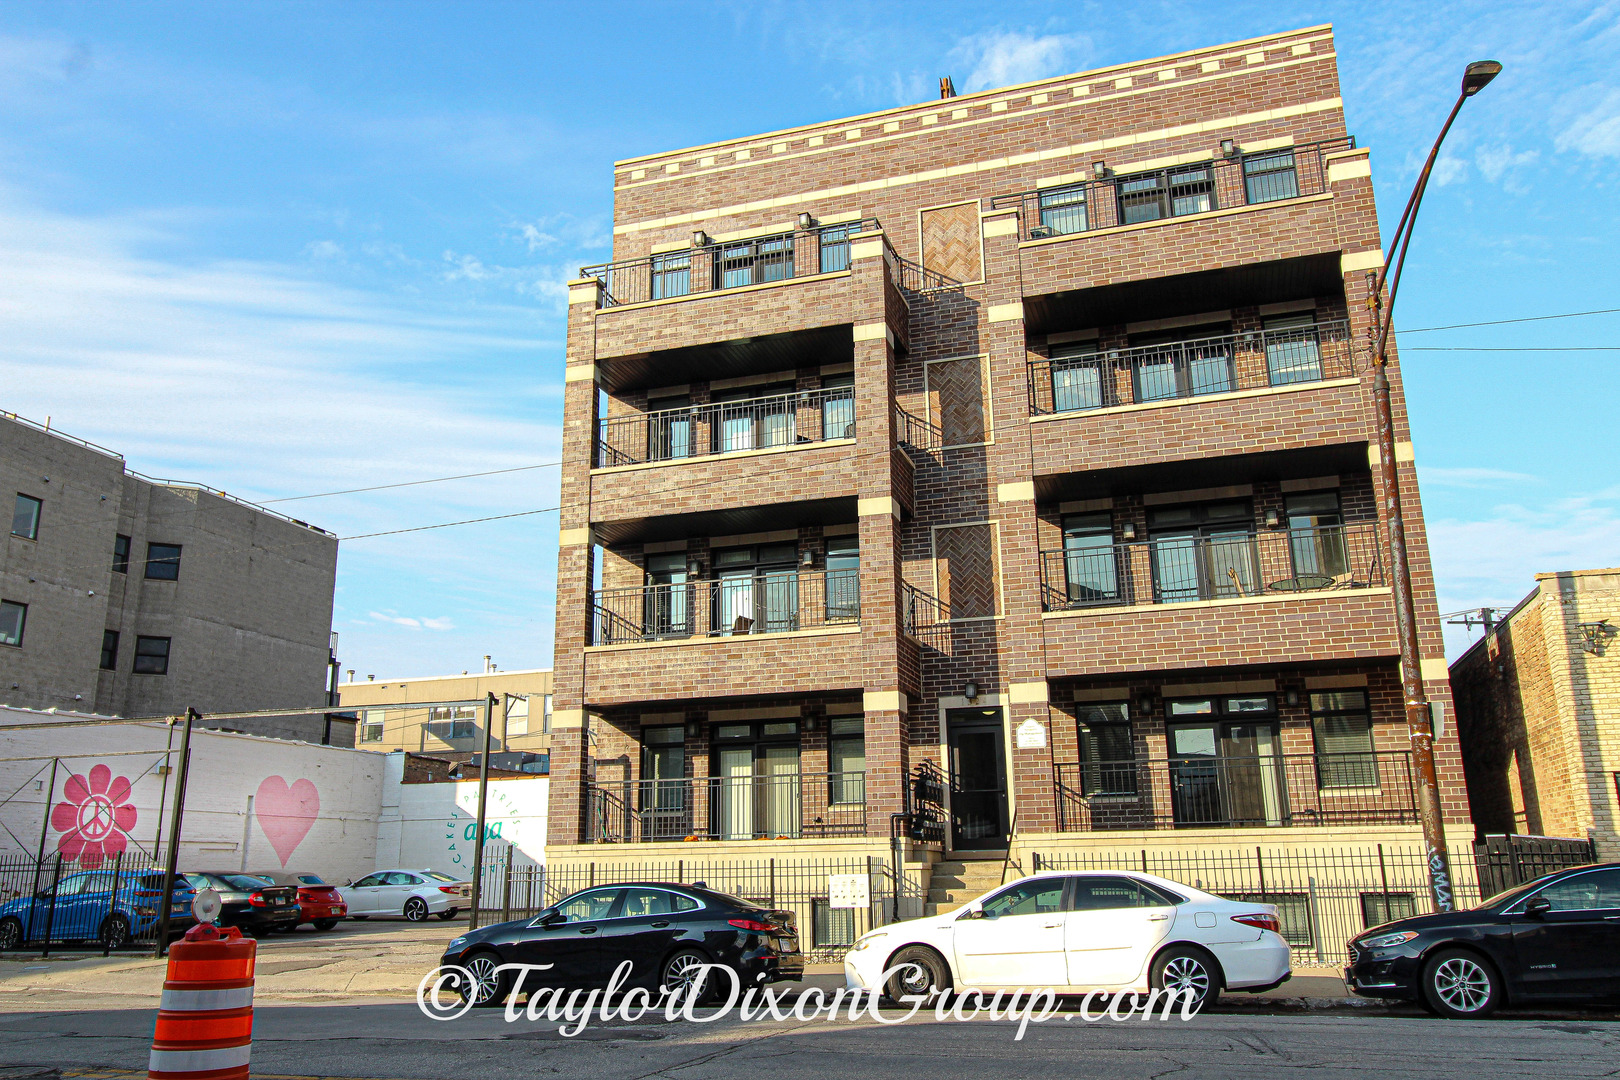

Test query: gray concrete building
[0,411,344,741]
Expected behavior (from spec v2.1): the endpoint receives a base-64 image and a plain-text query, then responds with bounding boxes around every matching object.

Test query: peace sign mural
[51,763,138,868]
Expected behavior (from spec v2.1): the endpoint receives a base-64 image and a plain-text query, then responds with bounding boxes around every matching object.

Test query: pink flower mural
[51,764,138,868]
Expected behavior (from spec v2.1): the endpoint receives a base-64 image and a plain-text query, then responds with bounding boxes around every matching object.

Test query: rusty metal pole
[1367,60,1500,912]
[467,693,497,930]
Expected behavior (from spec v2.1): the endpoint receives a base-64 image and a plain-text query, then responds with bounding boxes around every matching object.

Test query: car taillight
[1232,912,1281,933]
[728,918,774,933]
[248,892,267,907]
[439,886,461,894]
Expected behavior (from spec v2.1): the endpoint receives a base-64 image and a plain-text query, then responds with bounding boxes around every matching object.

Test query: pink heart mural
[255,776,320,866]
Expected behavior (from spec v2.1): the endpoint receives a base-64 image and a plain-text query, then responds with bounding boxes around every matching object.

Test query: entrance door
[947,708,1009,851]
[1168,721,1286,827]
[718,748,754,840]
[760,745,802,839]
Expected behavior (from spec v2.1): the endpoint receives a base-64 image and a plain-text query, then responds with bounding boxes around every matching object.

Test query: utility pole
[467,692,497,930]
[153,708,198,955]
[1368,59,1501,912]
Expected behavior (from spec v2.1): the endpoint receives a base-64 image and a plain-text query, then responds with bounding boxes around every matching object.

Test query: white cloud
[1474,144,1539,193]
[1556,87,1620,158]
[441,250,493,281]
[368,611,455,632]
[950,30,1091,94]
[304,239,344,261]
[1419,466,1539,489]
[1431,153,1469,187]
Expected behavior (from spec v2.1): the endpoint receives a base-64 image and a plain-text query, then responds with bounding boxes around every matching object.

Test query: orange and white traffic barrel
[148,891,256,1080]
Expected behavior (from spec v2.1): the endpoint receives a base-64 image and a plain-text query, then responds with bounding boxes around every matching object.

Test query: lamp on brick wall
[1120,522,1137,541]
[964,680,980,702]
[1264,508,1281,528]
[1579,620,1613,655]
[1091,160,1108,179]
[1220,138,1237,157]
[797,212,816,229]
[691,229,711,247]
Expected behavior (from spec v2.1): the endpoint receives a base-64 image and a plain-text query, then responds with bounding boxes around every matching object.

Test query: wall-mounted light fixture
[691,229,711,247]
[1285,689,1301,707]
[1220,138,1237,157]
[1121,522,1138,541]
[804,715,819,732]
[685,721,700,739]
[1136,692,1155,717]
[797,212,816,229]
[964,680,980,702]
[1091,160,1108,179]
[1579,620,1613,655]
[800,549,815,567]
[1264,509,1281,528]
[687,556,703,577]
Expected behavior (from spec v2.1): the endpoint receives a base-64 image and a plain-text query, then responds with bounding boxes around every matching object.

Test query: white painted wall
[373,752,547,877]
[0,707,382,881]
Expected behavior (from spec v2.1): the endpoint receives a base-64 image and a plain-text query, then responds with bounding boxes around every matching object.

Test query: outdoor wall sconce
[685,721,700,739]
[1091,160,1108,179]
[686,556,703,577]
[800,549,815,566]
[1264,509,1281,528]
[797,212,816,229]
[1285,689,1301,707]
[1136,693,1155,716]
[804,716,819,732]
[964,680,980,702]
[1579,620,1613,655]
[1120,522,1138,541]
[1220,138,1237,157]
[691,229,711,247]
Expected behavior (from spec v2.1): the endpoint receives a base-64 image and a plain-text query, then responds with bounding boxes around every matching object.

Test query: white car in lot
[344,869,471,922]
[844,870,1290,1011]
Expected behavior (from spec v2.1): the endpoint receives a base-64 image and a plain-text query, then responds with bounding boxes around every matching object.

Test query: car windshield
[220,874,273,890]
[297,875,326,885]
[421,871,459,882]
[1476,872,1563,910]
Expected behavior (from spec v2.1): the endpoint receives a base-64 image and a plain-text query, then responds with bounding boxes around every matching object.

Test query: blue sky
[1,1,1616,677]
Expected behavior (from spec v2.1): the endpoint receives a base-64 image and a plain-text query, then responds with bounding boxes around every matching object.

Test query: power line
[263,461,562,503]
[340,507,560,540]
[1400,306,1620,334]
[1404,346,1620,352]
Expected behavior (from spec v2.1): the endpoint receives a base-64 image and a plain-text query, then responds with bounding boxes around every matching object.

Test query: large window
[1263,311,1323,385]
[1061,512,1119,606]
[1286,491,1348,581]
[100,630,119,671]
[505,695,529,737]
[426,705,476,741]
[112,534,131,574]
[827,715,865,805]
[824,537,860,622]
[361,711,385,743]
[714,233,793,290]
[649,251,691,300]
[817,223,859,274]
[11,494,41,540]
[1148,500,1257,603]
[133,635,171,674]
[1049,343,1106,412]
[1311,690,1378,788]
[712,543,799,635]
[1117,165,1215,224]
[1075,701,1135,795]
[145,543,182,580]
[1037,184,1088,235]
[1243,149,1300,204]
[0,601,26,647]
[1129,322,1235,402]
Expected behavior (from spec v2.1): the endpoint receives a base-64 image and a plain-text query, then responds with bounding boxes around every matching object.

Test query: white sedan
[844,870,1290,1011]
[344,869,471,922]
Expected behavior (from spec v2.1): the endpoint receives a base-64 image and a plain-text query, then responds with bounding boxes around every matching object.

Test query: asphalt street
[1,994,1617,1080]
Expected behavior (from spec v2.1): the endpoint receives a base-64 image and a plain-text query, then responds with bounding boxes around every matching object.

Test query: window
[505,696,529,737]
[1529,869,1620,911]
[646,394,692,461]
[11,494,41,540]
[818,223,859,274]
[981,878,1066,918]
[1049,343,1107,412]
[542,694,553,734]
[714,233,793,290]
[361,710,384,743]
[112,534,131,573]
[100,630,119,671]
[1069,877,1167,910]
[351,873,385,888]
[711,383,795,454]
[555,887,622,923]
[1147,500,1257,603]
[825,537,860,622]
[820,373,855,440]
[1244,149,1300,204]
[812,898,857,948]
[1117,165,1215,224]
[383,872,418,886]
[644,552,693,639]
[145,543,182,580]
[1286,491,1348,581]
[828,715,865,804]
[1360,891,1416,928]
[0,601,26,647]
[711,542,799,635]
[649,251,691,300]
[1129,322,1235,402]
[1311,690,1378,788]
[133,635,170,674]
[1061,513,1119,606]
[1075,701,1135,795]
[1227,891,1312,946]
[621,888,679,917]
[426,719,476,740]
[1263,311,1323,385]
[1037,184,1088,234]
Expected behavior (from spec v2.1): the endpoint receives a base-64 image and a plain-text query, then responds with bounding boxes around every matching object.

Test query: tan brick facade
[547,25,1469,865]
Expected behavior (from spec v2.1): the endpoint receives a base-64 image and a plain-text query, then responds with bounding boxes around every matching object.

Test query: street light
[1367,59,1500,912]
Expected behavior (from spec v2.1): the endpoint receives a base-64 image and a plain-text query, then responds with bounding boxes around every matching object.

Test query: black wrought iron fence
[0,851,186,956]
[598,387,855,468]
[1027,319,1356,416]
[990,137,1356,242]
[1039,522,1384,611]
[580,219,878,308]
[1472,834,1597,897]
[591,569,859,645]
[894,404,943,452]
[586,771,871,843]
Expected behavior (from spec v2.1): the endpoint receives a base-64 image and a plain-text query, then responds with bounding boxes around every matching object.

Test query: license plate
[172,904,188,913]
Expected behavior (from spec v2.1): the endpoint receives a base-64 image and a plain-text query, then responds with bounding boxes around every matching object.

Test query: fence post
[40,853,63,958]
[502,854,513,925]
[589,862,596,888]
[1256,847,1267,902]
[678,860,684,885]
[769,859,777,909]
[1141,849,1149,875]
[103,849,125,956]
[28,757,60,945]
[1378,843,1392,919]
[1032,853,1041,873]
[1307,876,1325,966]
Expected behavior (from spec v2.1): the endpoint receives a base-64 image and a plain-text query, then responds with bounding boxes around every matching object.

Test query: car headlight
[847,932,887,954]
[1357,930,1420,949]
[447,936,468,950]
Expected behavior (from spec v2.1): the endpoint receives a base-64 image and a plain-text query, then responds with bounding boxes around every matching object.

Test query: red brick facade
[548,25,1469,854]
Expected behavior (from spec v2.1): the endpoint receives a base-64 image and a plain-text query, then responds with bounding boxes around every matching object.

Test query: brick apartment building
[545,25,1473,918]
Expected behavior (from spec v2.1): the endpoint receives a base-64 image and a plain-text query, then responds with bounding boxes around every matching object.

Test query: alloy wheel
[662,951,710,999]
[404,898,429,922]
[463,954,501,1005]
[0,919,20,951]
[101,916,130,950]
[1162,955,1212,1000]
[1432,956,1491,1013]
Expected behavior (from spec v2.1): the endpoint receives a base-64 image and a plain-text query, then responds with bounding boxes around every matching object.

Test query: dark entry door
[947,708,1009,850]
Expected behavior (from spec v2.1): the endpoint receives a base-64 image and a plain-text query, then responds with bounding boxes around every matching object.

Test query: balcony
[581,219,878,309]
[1028,320,1354,417]
[586,771,871,842]
[1051,751,1417,832]
[991,139,1353,244]
[1040,523,1383,612]
[597,387,855,469]
[591,569,859,646]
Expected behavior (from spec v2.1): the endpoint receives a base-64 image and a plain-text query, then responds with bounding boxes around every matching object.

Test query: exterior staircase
[923,857,1012,916]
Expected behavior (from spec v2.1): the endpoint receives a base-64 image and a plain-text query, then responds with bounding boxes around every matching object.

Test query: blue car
[0,869,197,950]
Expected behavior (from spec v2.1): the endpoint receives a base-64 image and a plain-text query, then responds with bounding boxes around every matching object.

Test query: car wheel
[883,945,952,1004]
[660,948,722,1003]
[404,898,430,922]
[313,919,338,931]
[0,917,23,951]
[1421,948,1500,1019]
[99,915,132,951]
[459,950,510,1008]
[436,909,457,921]
[1150,946,1221,1014]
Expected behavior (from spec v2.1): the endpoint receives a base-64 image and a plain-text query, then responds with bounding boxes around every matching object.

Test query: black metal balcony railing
[1040,522,1383,612]
[990,137,1355,243]
[580,219,880,308]
[899,580,950,635]
[1027,319,1355,416]
[893,404,943,452]
[1052,751,1417,831]
[587,772,869,842]
[591,569,860,645]
[597,387,855,468]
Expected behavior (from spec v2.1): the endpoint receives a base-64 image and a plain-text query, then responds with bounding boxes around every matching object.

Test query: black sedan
[1346,862,1620,1017]
[440,882,803,1006]
[183,872,301,936]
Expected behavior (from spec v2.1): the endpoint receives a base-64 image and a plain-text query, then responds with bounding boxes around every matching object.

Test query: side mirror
[1524,896,1552,919]
[540,910,566,927]
[959,907,984,920]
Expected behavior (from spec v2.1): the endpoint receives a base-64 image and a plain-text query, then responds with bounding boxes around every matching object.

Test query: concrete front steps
[923,856,1013,915]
